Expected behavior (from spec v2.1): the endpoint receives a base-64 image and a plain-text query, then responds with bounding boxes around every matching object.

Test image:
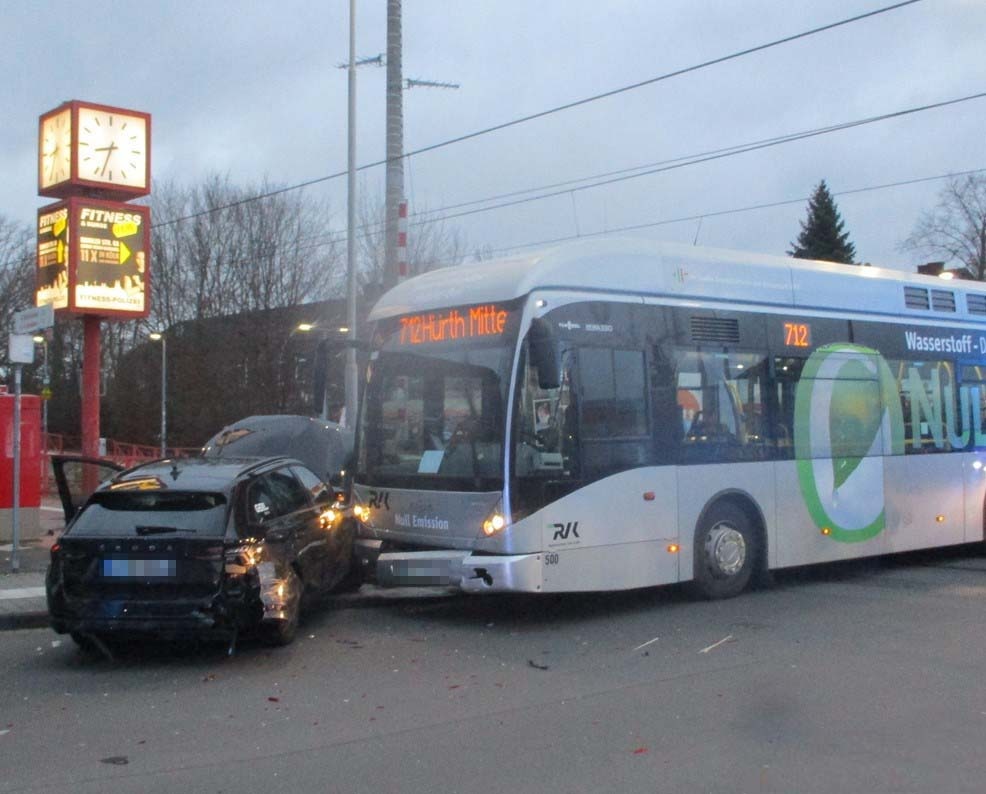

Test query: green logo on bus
[794,344,905,543]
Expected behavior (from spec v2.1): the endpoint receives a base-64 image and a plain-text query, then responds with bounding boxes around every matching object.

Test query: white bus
[352,238,986,598]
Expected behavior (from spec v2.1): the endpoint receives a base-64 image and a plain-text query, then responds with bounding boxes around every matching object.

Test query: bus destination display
[399,304,508,345]
[783,321,811,348]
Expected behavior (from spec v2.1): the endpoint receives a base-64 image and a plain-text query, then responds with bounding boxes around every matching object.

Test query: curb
[0,610,49,632]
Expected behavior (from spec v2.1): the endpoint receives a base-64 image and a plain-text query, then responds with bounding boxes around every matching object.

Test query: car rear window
[67,491,228,538]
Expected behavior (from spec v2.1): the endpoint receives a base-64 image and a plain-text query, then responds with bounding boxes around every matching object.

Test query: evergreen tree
[788,180,857,264]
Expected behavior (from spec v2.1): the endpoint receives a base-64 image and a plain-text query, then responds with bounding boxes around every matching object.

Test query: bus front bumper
[356,539,543,592]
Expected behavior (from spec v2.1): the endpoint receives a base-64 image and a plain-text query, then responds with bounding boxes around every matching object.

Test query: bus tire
[690,501,759,600]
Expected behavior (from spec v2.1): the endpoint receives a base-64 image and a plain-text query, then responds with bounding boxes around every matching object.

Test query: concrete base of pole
[0,508,40,543]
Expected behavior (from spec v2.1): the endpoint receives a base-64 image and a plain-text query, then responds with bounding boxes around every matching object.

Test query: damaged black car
[46,455,355,649]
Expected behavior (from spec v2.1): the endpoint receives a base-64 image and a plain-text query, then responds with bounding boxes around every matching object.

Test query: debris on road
[698,634,735,654]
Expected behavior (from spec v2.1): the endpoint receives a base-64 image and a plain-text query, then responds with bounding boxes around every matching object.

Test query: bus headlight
[482,512,507,537]
[319,508,339,530]
[353,504,370,522]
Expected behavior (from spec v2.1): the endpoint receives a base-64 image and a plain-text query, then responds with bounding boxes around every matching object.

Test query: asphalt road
[3,550,986,794]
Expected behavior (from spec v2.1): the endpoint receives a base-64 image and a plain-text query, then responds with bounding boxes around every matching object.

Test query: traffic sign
[13,303,54,335]
[8,335,34,365]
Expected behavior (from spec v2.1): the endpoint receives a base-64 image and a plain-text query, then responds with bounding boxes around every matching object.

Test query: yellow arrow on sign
[56,239,65,263]
[53,217,67,237]
[119,242,131,264]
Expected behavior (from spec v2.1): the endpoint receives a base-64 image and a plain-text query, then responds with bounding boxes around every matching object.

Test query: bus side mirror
[529,318,560,390]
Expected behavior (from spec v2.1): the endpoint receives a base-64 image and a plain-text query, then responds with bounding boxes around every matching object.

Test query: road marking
[0,587,45,600]
[41,506,63,513]
[633,636,661,651]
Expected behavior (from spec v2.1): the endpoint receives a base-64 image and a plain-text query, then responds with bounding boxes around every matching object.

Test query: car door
[245,468,325,591]
[291,464,350,587]
[51,454,126,522]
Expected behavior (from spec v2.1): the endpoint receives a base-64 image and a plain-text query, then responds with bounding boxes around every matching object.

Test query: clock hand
[94,142,118,176]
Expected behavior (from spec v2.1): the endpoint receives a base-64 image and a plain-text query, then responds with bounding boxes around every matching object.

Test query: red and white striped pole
[397,199,408,281]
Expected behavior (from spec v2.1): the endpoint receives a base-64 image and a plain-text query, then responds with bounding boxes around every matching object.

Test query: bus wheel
[691,502,758,599]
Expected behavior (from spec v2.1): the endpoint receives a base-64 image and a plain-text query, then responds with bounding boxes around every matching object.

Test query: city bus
[351,238,986,598]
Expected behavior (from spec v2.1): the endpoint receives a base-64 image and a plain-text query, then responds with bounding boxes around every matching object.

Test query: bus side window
[772,357,804,459]
[650,351,682,465]
[678,350,771,463]
[578,347,650,476]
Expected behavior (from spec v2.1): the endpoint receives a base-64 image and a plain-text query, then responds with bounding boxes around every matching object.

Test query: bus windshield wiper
[135,525,197,536]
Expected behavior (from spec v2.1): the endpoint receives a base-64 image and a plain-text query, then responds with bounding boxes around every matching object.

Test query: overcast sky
[2,0,983,273]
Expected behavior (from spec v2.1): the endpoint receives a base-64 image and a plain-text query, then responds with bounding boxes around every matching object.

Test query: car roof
[200,414,353,481]
[101,456,302,494]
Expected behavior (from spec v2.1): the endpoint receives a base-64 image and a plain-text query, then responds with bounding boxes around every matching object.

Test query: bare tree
[148,174,343,327]
[357,194,466,292]
[902,174,986,279]
[0,216,35,347]
[0,214,88,438]
[103,175,348,446]
[471,243,496,262]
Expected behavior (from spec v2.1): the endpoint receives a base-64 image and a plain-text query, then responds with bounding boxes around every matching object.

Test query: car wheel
[70,631,98,652]
[690,502,759,600]
[69,631,117,657]
[262,613,298,646]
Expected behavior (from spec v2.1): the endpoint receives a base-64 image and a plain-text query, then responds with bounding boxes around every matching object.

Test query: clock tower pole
[36,101,152,464]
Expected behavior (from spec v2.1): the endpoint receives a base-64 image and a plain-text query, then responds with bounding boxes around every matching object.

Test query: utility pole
[383,0,404,294]
[382,0,459,291]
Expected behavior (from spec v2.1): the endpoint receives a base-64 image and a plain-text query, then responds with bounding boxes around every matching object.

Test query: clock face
[77,107,148,189]
[39,109,72,189]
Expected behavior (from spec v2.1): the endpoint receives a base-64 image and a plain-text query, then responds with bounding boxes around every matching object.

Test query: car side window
[291,465,332,504]
[247,469,310,524]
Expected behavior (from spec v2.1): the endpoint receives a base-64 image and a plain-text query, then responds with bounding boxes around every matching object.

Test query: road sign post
[7,335,34,572]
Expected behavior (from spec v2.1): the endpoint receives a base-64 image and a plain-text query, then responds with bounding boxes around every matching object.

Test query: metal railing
[40,433,200,494]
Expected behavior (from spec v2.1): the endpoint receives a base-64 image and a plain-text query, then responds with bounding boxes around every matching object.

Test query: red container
[0,393,42,509]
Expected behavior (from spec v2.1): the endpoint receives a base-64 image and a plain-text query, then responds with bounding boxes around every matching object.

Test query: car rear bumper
[47,582,261,638]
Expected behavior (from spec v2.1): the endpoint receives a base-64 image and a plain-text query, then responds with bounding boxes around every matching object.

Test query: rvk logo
[552,522,579,541]
[367,490,391,510]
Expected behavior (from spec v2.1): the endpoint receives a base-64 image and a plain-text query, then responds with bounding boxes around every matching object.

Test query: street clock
[38,101,151,200]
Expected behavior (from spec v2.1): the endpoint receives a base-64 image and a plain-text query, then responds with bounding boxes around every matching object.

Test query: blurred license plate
[102,559,176,578]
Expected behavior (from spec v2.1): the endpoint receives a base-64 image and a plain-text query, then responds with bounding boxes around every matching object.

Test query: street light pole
[344,0,359,430]
[33,335,49,449]
[150,333,167,457]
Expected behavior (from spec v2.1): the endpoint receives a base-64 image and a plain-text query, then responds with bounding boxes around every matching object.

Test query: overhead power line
[161,166,984,279]
[408,95,979,219]
[472,167,986,259]
[408,91,986,227]
[152,0,921,230]
[235,90,986,254]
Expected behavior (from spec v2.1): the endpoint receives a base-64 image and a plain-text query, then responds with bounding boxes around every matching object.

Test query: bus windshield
[357,303,520,491]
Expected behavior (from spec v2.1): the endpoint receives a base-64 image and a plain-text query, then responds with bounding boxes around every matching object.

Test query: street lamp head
[296,323,316,333]
[338,326,350,334]
[32,335,44,344]
[149,332,163,341]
